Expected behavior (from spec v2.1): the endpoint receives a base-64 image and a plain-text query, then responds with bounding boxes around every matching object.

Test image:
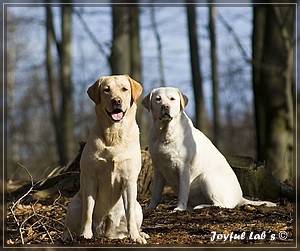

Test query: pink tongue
[112,112,123,121]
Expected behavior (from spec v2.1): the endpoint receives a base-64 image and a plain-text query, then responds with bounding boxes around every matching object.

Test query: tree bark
[252,4,294,183]
[46,6,75,166]
[110,4,147,147]
[129,5,141,83]
[186,4,208,133]
[209,6,220,147]
[129,5,148,148]
[7,11,20,179]
[110,6,131,74]
[252,6,266,161]
[46,6,64,166]
[60,5,75,165]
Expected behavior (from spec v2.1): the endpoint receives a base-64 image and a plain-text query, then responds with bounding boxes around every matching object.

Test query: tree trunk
[110,4,147,147]
[252,6,266,161]
[46,6,75,166]
[7,11,20,179]
[129,5,148,148]
[46,7,64,166]
[209,6,220,147]
[110,6,131,74]
[186,4,208,133]
[60,5,75,165]
[129,5,141,83]
[252,4,294,183]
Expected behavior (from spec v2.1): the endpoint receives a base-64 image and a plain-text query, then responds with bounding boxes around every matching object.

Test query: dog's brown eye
[104,86,110,93]
[156,96,161,102]
[170,97,175,101]
[122,87,128,92]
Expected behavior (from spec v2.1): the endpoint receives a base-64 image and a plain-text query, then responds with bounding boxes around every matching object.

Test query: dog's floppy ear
[87,76,107,104]
[126,75,143,103]
[141,92,152,112]
[177,89,188,111]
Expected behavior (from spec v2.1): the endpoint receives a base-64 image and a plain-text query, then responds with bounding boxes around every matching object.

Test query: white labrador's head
[142,87,188,122]
[87,75,142,123]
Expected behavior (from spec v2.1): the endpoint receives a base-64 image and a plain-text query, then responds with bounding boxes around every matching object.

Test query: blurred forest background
[5,2,297,186]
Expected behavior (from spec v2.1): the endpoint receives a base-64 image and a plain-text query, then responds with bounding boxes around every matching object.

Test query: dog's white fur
[142,87,276,211]
[63,75,149,244]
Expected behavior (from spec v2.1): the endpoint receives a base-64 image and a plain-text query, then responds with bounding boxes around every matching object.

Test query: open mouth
[106,108,125,122]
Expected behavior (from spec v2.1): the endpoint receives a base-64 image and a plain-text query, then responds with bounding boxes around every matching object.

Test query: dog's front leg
[80,178,96,239]
[174,167,190,211]
[122,180,147,244]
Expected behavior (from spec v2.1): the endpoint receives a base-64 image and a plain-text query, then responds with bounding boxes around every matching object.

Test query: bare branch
[217,11,251,64]
[46,6,61,56]
[17,162,34,187]
[9,163,35,236]
[73,9,109,58]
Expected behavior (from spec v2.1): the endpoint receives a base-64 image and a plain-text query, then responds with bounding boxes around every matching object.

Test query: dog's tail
[240,197,277,207]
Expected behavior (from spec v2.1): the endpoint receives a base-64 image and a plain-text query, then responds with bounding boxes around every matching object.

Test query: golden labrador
[63,75,149,244]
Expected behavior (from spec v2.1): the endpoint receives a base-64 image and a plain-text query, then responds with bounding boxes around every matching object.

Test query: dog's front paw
[80,229,93,239]
[173,206,186,212]
[130,233,147,244]
[265,201,277,207]
[140,231,150,239]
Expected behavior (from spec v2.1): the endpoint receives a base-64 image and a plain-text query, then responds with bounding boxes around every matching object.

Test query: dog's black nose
[112,97,122,107]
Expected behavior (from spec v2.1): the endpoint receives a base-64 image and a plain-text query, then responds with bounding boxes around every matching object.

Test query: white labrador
[63,75,149,244]
[142,87,276,211]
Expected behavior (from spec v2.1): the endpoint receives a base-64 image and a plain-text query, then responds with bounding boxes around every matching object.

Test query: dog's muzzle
[106,97,126,122]
[106,108,125,122]
[159,104,172,121]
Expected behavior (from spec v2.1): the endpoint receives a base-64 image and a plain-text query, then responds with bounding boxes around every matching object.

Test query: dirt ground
[5,187,295,248]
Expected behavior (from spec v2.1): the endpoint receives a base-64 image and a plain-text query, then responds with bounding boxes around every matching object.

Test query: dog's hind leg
[62,193,82,241]
[240,198,276,207]
[193,204,214,210]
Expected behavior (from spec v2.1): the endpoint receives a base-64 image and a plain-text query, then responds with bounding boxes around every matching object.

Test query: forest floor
[5,186,296,248]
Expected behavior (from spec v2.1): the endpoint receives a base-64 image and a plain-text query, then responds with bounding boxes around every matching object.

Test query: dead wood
[226,156,294,201]
[7,143,294,203]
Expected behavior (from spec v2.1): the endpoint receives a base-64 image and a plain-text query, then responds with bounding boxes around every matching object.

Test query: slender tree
[7,11,20,179]
[60,5,75,164]
[150,6,166,87]
[129,5,141,82]
[209,5,220,147]
[46,5,75,166]
[110,4,147,146]
[186,3,208,133]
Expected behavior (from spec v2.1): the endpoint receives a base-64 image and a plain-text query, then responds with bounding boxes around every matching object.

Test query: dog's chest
[96,147,131,175]
[81,140,135,185]
[150,139,188,170]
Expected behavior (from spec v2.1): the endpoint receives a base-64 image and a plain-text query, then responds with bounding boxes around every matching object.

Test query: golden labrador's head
[88,75,142,123]
[142,87,188,122]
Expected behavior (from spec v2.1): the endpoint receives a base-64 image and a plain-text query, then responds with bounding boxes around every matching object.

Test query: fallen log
[226,155,294,201]
[7,143,294,203]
